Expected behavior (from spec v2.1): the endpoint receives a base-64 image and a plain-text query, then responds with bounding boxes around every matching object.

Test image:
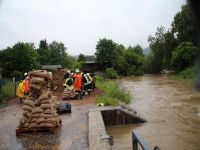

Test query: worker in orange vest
[73,69,83,99]
[25,75,31,95]
[73,69,82,91]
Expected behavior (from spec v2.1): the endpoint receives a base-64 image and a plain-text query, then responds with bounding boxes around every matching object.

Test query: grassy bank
[171,65,196,80]
[96,76,132,105]
[0,80,19,105]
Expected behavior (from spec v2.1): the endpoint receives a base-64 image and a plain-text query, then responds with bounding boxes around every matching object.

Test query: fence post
[13,77,16,98]
[0,79,2,94]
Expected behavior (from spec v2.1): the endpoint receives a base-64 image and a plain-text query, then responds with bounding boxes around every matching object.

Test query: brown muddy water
[0,95,95,150]
[107,75,200,150]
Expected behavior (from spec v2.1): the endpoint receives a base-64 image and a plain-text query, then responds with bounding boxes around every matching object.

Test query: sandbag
[40,99,52,104]
[40,113,53,118]
[39,91,52,100]
[31,118,37,123]
[28,93,38,99]
[20,123,29,128]
[44,109,52,114]
[31,77,46,85]
[29,122,38,128]
[35,92,52,104]
[46,118,57,123]
[31,113,40,118]
[37,117,46,123]
[29,71,52,80]
[29,84,42,91]
[22,105,32,112]
[52,96,56,103]
[40,104,51,109]
[23,110,31,118]
[38,122,54,128]
[23,100,34,107]
[19,116,28,124]
[32,107,44,114]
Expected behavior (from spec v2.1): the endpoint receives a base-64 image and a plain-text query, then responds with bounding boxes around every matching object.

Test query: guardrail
[132,130,160,150]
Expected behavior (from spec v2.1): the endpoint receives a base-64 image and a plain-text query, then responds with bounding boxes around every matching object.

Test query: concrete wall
[88,109,111,150]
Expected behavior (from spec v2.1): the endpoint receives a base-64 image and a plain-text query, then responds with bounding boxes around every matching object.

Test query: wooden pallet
[16,120,62,136]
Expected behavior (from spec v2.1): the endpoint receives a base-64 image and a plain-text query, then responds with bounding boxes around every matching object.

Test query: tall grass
[171,65,196,80]
[96,76,132,105]
[0,81,19,104]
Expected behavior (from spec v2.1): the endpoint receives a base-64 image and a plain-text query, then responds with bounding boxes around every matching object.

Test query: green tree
[124,49,143,75]
[37,39,51,65]
[95,38,117,68]
[66,55,81,69]
[0,42,40,78]
[133,45,144,56]
[162,30,178,68]
[48,41,68,67]
[78,53,86,62]
[85,55,96,61]
[171,42,197,72]
[114,44,128,75]
[39,39,48,49]
[172,4,199,45]
[148,26,166,73]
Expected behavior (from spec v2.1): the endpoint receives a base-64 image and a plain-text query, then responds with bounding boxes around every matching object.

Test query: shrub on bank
[105,68,118,79]
[96,80,131,105]
[171,65,196,80]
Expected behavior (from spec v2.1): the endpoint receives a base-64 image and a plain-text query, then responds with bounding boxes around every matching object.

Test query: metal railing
[132,130,160,150]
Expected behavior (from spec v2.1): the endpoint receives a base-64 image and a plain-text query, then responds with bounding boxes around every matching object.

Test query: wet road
[0,94,96,150]
[107,75,200,150]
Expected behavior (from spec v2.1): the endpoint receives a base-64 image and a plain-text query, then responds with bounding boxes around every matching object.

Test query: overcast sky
[0,0,186,55]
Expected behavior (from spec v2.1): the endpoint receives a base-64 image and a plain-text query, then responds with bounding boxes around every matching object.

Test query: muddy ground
[0,89,99,150]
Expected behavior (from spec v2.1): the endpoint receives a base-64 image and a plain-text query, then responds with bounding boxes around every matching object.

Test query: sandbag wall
[18,70,61,128]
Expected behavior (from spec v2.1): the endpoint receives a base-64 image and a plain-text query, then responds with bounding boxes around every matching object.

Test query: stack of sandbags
[18,70,61,129]
[63,86,76,100]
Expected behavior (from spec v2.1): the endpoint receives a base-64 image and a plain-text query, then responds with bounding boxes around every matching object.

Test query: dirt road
[0,90,98,150]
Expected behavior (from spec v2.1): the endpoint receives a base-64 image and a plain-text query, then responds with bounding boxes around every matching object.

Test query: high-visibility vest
[63,78,70,88]
[83,74,91,85]
[73,74,82,90]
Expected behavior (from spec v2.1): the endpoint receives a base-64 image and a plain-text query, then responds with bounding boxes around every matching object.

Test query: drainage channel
[88,105,146,150]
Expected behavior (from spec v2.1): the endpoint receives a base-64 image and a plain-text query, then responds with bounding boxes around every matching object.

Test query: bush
[96,80,132,105]
[105,68,118,79]
[95,75,104,82]
[171,42,197,72]
[171,65,196,80]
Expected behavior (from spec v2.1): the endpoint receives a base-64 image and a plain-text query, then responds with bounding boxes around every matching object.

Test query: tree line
[0,40,82,78]
[144,4,199,73]
[0,3,198,79]
[89,3,199,77]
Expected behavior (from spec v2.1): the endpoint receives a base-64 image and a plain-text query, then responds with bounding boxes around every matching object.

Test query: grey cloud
[0,0,186,55]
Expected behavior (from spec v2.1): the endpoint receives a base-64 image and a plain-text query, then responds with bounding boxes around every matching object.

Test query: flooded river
[107,75,200,150]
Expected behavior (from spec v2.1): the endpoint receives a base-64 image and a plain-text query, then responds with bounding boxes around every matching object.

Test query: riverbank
[95,77,132,106]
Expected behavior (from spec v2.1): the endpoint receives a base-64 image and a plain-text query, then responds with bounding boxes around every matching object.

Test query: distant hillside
[143,47,151,55]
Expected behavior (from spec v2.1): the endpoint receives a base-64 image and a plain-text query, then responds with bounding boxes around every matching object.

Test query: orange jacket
[25,79,30,94]
[73,74,82,90]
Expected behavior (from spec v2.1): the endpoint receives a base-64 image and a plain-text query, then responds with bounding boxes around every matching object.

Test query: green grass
[171,65,196,80]
[0,81,19,104]
[96,78,132,106]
